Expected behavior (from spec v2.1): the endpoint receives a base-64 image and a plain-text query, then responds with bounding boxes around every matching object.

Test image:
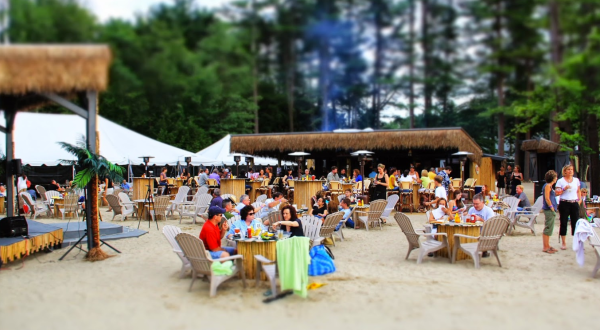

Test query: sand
[1,185,599,330]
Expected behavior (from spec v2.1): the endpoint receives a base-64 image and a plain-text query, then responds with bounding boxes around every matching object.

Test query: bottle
[454,213,460,223]
[247,227,252,238]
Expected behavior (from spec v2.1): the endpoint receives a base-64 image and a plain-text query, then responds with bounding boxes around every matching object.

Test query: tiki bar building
[230,128,501,190]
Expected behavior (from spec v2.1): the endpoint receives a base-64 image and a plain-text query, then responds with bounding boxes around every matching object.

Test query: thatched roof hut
[231,128,483,163]
[521,138,562,153]
[0,45,112,110]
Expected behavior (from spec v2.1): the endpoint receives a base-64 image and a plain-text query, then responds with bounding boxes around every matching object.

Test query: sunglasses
[248,212,255,216]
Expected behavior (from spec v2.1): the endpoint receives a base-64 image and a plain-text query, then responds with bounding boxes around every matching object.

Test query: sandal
[560,246,567,250]
[542,248,556,254]
[548,247,558,253]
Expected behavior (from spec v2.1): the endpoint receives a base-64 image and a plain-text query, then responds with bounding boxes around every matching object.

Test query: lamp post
[351,150,374,196]
[139,156,154,177]
[288,152,310,179]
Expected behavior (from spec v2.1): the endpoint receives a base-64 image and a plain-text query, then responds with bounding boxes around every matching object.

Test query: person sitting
[352,169,363,183]
[448,190,465,214]
[336,197,355,230]
[429,198,452,222]
[257,192,287,218]
[310,197,328,219]
[343,189,356,204]
[272,205,304,237]
[209,169,221,185]
[199,206,235,261]
[49,179,64,192]
[399,169,413,192]
[425,175,447,208]
[235,194,251,211]
[339,168,347,180]
[180,168,190,181]
[466,193,495,222]
[19,175,36,200]
[327,198,339,216]
[283,169,294,185]
[418,169,431,193]
[247,168,254,179]
[388,167,399,191]
[301,168,311,180]
[120,180,131,191]
[515,185,531,211]
[481,184,492,200]
[210,188,223,208]
[310,190,327,207]
[326,166,339,184]
[0,184,6,197]
[408,165,421,183]
[227,205,265,239]
[198,168,209,187]
[223,199,238,220]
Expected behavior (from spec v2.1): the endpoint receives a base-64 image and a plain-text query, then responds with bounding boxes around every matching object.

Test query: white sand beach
[1,186,599,330]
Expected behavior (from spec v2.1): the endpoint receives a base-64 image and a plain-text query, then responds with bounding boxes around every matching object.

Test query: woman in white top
[429,198,451,221]
[555,164,581,250]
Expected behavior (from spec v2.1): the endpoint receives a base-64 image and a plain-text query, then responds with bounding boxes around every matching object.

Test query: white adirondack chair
[106,194,135,221]
[179,193,212,224]
[118,192,138,216]
[300,214,323,247]
[21,192,52,219]
[380,194,399,224]
[395,212,450,264]
[162,225,192,278]
[167,186,190,217]
[256,194,268,205]
[45,190,61,207]
[509,196,543,235]
[196,186,209,195]
[501,196,520,222]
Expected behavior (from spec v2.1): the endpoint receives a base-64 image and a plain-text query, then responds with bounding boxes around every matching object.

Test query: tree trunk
[285,40,295,132]
[251,0,259,133]
[409,0,415,128]
[317,0,330,131]
[421,0,431,127]
[495,0,505,156]
[549,0,562,142]
[588,115,599,196]
[86,175,110,261]
[372,1,383,129]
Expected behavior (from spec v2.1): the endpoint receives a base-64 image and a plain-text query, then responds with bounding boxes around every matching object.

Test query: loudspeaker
[0,216,28,238]
[10,159,22,176]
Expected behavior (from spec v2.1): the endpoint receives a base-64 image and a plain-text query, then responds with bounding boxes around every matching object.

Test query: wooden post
[85,91,97,251]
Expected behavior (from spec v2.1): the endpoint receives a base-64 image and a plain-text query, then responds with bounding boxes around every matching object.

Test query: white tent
[0,112,218,166]
[196,134,293,166]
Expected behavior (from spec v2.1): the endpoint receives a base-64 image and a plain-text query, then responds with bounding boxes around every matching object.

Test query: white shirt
[467,205,495,221]
[435,186,447,200]
[399,176,412,183]
[556,177,580,201]
[432,206,447,220]
[409,173,419,181]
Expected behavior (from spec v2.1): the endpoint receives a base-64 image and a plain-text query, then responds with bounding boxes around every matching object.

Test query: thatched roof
[521,138,561,153]
[0,45,112,95]
[231,128,483,162]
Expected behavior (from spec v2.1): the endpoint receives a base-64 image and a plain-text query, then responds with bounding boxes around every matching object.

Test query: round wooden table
[220,178,247,199]
[236,239,277,280]
[351,204,370,229]
[435,222,482,260]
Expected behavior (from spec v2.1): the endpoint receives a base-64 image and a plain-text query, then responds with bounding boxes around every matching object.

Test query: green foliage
[58,141,124,188]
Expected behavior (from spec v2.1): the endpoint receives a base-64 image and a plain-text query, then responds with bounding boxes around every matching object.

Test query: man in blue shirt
[335,197,355,230]
[209,169,221,185]
[210,189,223,208]
[437,166,453,192]
[198,168,209,187]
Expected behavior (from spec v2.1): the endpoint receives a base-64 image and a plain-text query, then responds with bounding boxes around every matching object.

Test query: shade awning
[521,138,562,153]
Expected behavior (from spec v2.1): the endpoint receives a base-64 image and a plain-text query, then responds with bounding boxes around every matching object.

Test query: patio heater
[233,155,241,177]
[451,151,473,186]
[351,150,374,196]
[289,152,310,179]
[139,156,154,177]
[245,156,253,178]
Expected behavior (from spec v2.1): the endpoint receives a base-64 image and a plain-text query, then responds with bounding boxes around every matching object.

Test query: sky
[85,0,230,22]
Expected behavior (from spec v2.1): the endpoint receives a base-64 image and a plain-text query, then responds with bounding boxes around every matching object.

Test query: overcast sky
[85,0,230,22]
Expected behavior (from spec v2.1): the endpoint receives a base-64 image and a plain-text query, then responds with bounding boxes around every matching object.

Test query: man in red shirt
[199,206,236,260]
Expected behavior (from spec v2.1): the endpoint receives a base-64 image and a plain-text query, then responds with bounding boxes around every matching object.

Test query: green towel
[276,237,311,298]
[211,260,233,276]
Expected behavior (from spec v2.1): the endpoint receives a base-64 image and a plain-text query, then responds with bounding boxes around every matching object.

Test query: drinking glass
[278,229,283,240]
[234,228,240,237]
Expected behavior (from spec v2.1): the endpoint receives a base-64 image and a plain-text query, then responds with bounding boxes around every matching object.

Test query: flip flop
[542,249,556,254]
[560,246,567,250]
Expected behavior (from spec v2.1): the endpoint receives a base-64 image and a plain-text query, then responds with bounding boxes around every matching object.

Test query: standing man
[505,165,513,195]
[437,166,453,193]
[199,206,235,260]
[326,166,339,184]
[198,168,209,187]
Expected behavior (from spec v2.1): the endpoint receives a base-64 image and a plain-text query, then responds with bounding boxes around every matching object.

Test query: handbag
[308,245,336,276]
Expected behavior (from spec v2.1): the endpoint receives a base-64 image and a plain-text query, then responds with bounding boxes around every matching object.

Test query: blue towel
[308,245,336,276]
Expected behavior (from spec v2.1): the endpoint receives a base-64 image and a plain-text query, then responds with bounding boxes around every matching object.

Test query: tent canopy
[0,112,217,166]
[196,134,294,166]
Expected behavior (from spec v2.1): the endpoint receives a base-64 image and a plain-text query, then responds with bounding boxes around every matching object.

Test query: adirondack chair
[196,186,209,195]
[162,225,191,278]
[255,194,268,205]
[320,211,344,246]
[380,194,399,224]
[45,190,61,207]
[590,219,600,278]
[106,194,135,221]
[355,200,387,231]
[300,214,323,247]
[167,186,190,217]
[179,193,210,224]
[118,192,138,217]
[329,181,342,195]
[452,215,510,268]
[147,196,170,221]
[175,233,246,297]
[501,196,520,223]
[58,194,80,220]
[509,196,543,235]
[21,192,52,219]
[194,193,213,224]
[353,181,363,195]
[36,185,50,208]
[394,212,450,264]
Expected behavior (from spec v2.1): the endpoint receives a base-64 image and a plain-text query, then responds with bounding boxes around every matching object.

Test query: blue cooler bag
[308,245,336,276]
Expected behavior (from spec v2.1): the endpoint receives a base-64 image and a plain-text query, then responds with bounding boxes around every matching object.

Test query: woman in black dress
[511,165,523,197]
[496,166,506,196]
[372,163,389,201]
[273,205,304,237]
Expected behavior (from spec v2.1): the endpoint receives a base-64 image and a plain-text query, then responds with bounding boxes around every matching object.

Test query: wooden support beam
[40,93,88,119]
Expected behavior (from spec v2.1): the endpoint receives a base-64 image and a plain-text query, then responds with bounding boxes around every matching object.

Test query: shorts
[209,246,236,259]
[543,209,556,236]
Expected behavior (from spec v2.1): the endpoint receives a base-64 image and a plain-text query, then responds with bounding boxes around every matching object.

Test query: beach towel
[277,237,311,298]
[573,219,595,267]
[308,245,336,276]
[211,260,234,276]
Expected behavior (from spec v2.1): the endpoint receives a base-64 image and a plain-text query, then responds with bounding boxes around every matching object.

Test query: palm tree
[59,141,124,261]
